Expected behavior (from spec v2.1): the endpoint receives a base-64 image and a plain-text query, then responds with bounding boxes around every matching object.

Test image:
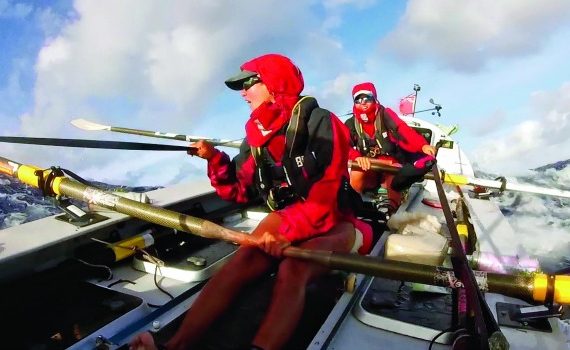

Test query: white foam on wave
[490,168,570,262]
[3,212,28,227]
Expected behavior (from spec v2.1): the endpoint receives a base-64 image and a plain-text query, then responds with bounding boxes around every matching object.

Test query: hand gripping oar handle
[349,159,570,199]
[71,118,243,148]
[2,155,570,305]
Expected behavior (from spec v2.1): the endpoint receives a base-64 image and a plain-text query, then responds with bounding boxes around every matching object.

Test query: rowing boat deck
[0,181,254,350]
[310,183,568,350]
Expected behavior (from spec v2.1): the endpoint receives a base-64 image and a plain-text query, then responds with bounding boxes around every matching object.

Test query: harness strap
[354,106,399,157]
[354,109,383,150]
[286,96,313,158]
[250,96,320,210]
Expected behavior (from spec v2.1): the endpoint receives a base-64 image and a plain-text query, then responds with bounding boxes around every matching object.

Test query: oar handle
[348,159,402,174]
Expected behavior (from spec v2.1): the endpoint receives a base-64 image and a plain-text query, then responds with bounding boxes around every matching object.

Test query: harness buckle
[267,186,299,211]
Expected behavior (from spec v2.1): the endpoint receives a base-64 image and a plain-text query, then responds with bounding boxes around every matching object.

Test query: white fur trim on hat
[353,90,375,98]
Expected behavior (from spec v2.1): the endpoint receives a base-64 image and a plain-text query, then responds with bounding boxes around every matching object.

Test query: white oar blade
[507,182,570,199]
[71,118,111,131]
[469,177,570,199]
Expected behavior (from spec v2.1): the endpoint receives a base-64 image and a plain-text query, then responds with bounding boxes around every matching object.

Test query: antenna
[412,84,421,116]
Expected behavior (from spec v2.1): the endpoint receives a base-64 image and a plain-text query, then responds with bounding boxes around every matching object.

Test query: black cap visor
[224,70,258,90]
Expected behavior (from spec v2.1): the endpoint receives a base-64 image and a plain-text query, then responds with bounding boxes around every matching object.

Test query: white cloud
[319,71,368,114]
[12,0,570,185]
[12,0,354,185]
[381,0,570,72]
[36,7,69,38]
[322,0,376,10]
[36,37,71,71]
[0,58,27,119]
[473,82,570,173]
[468,110,508,137]
[0,0,33,19]
[77,151,203,186]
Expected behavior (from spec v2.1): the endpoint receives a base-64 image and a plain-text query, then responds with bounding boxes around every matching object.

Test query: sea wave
[0,173,160,230]
[475,166,570,272]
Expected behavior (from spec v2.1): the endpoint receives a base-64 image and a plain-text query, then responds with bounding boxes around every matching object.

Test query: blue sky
[1,0,570,185]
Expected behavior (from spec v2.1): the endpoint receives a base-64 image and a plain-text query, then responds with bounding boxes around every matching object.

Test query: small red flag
[399,94,416,116]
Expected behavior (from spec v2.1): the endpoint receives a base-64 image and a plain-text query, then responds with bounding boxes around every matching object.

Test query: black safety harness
[250,96,332,210]
[350,106,403,158]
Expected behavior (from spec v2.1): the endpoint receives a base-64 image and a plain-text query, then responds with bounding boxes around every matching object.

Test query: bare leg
[252,221,355,350]
[350,169,378,194]
[349,169,367,194]
[382,174,401,208]
[164,213,282,350]
[130,331,158,350]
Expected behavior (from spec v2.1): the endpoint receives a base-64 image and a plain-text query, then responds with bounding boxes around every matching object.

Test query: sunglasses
[242,76,261,91]
[354,95,375,104]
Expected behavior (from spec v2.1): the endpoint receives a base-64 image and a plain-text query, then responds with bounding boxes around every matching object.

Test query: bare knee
[350,173,365,193]
[276,258,324,288]
[217,246,272,278]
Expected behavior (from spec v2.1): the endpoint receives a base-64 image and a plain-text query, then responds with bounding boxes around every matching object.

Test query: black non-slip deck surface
[0,278,142,350]
[360,277,453,332]
[146,273,345,350]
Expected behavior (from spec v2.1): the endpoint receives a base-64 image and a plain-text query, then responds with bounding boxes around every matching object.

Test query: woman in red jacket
[345,82,436,210]
[131,54,372,350]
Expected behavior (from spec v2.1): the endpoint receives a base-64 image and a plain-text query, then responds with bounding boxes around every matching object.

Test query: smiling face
[241,81,274,111]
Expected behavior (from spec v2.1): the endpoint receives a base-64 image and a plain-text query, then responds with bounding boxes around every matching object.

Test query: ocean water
[0,174,160,229]
[473,165,570,272]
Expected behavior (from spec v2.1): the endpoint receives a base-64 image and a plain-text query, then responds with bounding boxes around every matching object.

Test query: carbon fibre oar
[71,118,243,148]
[2,155,570,305]
[349,159,570,199]
[431,163,502,349]
[0,136,195,151]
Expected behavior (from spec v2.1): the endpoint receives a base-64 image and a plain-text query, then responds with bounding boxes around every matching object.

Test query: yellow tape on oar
[533,274,570,304]
[16,165,65,195]
[16,164,42,187]
[110,232,155,261]
[456,224,469,238]
[442,173,469,186]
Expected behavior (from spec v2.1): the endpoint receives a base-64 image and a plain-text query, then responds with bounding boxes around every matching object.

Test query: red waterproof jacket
[346,107,428,161]
[347,82,427,162]
[205,54,372,254]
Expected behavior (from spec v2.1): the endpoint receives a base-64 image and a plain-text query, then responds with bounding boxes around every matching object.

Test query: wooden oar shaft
[348,159,402,175]
[3,155,570,305]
